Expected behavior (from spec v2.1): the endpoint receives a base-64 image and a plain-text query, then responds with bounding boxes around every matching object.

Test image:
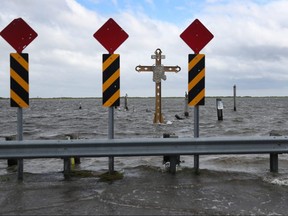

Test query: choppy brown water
[1,97,288,215]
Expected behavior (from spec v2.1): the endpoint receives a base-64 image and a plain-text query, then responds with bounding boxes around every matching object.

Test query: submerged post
[163,133,180,174]
[216,98,223,121]
[6,136,17,166]
[169,156,178,174]
[184,92,189,117]
[66,134,80,164]
[269,131,280,172]
[270,153,278,173]
[124,93,128,111]
[233,85,236,111]
[63,157,71,179]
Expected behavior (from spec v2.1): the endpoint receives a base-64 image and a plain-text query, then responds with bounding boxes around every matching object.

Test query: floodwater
[1,97,288,215]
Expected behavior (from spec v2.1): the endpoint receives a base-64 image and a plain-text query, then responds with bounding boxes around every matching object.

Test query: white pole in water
[108,107,114,173]
[216,98,223,121]
[17,107,24,180]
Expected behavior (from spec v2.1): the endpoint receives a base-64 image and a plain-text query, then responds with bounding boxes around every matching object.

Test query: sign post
[180,19,214,173]
[93,18,128,174]
[136,48,181,123]
[0,18,38,180]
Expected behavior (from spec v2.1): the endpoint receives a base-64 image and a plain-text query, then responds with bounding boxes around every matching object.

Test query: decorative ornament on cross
[136,48,181,123]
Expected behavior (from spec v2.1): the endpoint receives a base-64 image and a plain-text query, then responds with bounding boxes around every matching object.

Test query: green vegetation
[0,176,11,182]
[98,171,124,182]
[68,169,124,182]
[69,170,97,178]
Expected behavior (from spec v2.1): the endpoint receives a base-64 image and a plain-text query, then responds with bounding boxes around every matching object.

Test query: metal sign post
[17,107,23,179]
[93,18,128,174]
[0,18,38,180]
[108,106,114,171]
[180,19,214,173]
[136,48,181,123]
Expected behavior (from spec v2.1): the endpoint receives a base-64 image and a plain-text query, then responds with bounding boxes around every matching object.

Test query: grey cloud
[1,0,288,97]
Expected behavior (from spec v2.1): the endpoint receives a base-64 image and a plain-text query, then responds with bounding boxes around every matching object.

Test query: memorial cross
[136,48,181,123]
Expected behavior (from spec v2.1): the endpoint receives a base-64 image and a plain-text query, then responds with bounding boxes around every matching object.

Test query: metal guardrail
[1,136,288,159]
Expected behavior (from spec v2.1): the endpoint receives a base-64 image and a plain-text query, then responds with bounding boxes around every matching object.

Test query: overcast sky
[0,0,288,98]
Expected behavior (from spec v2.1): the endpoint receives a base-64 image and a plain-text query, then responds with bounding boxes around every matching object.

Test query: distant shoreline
[1,96,287,100]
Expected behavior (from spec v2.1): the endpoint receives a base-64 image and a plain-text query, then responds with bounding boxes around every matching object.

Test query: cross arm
[135,65,154,72]
[163,66,181,73]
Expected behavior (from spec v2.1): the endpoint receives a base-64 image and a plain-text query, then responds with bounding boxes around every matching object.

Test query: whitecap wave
[264,176,288,186]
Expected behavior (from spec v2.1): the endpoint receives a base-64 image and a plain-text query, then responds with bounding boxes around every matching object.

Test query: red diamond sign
[180,19,214,54]
[0,18,38,53]
[93,18,129,54]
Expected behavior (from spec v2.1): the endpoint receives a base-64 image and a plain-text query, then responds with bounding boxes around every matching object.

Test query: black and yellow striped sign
[10,53,29,108]
[102,54,120,107]
[188,54,205,106]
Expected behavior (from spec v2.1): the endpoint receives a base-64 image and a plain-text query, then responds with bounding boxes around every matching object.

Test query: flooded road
[1,97,288,215]
[1,157,288,215]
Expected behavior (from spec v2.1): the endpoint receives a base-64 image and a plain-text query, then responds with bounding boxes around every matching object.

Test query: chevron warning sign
[102,54,120,107]
[10,53,29,108]
[188,54,205,106]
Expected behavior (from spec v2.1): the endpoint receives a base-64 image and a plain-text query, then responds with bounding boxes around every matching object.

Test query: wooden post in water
[233,85,237,111]
[124,93,128,111]
[184,92,189,117]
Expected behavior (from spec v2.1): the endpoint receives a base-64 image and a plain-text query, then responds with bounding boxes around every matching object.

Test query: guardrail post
[5,136,17,166]
[270,153,278,173]
[66,134,80,164]
[63,157,71,179]
[269,132,280,172]
[169,155,178,174]
[163,133,180,174]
